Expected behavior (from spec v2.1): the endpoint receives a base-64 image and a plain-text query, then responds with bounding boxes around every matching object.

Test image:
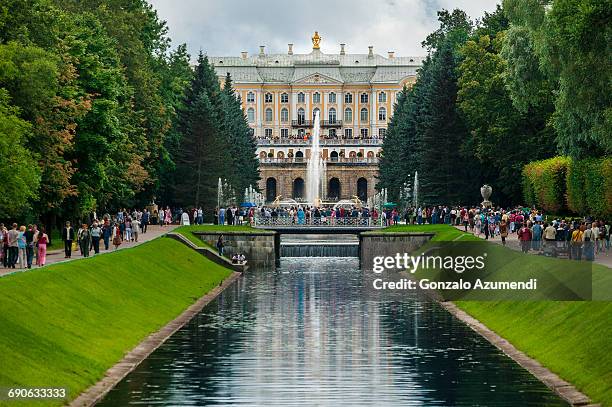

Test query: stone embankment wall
[359,232,434,270]
[195,231,279,268]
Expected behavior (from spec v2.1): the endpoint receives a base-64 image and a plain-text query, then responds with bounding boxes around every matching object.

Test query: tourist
[197,207,203,225]
[181,210,190,225]
[132,218,140,242]
[164,206,172,226]
[23,224,35,268]
[37,227,48,267]
[531,221,543,252]
[583,223,595,261]
[62,221,75,259]
[17,226,27,268]
[90,222,102,254]
[7,224,19,268]
[78,224,92,257]
[570,223,584,260]
[499,220,508,246]
[518,223,532,253]
[124,218,133,242]
[158,208,165,226]
[591,222,601,254]
[0,224,7,268]
[112,223,122,250]
[102,220,112,251]
[141,209,149,233]
[218,207,225,225]
[216,235,224,256]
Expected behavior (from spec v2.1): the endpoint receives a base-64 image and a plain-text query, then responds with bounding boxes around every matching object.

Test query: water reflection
[100,258,568,406]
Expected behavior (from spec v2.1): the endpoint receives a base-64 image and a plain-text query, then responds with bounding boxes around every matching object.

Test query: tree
[0,90,40,218]
[220,73,260,199]
[175,54,232,214]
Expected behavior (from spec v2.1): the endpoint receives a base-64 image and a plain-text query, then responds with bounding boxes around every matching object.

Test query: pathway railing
[253,216,384,228]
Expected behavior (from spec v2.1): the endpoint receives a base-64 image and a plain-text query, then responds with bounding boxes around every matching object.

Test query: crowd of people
[401,205,610,261]
[0,206,174,269]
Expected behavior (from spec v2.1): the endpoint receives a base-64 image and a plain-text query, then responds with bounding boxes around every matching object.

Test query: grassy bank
[174,224,274,248]
[382,224,612,406]
[0,237,232,406]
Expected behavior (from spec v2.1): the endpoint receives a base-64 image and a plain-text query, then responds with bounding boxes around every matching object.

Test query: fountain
[217,178,223,209]
[413,171,419,208]
[306,110,325,207]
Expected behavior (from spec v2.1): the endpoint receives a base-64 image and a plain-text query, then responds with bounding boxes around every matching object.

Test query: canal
[100,257,568,406]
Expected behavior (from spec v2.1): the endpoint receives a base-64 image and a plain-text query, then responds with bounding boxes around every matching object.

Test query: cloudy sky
[148,0,500,58]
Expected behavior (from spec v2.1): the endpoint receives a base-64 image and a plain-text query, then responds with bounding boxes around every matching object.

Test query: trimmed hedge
[522,157,570,213]
[523,156,612,218]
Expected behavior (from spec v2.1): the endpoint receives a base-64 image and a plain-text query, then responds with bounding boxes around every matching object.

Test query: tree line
[378,0,610,207]
[0,0,258,226]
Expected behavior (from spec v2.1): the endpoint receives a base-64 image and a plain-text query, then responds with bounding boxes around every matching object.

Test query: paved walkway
[0,225,178,277]
[454,225,612,269]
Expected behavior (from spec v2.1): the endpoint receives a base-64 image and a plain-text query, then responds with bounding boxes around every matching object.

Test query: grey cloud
[148,0,499,59]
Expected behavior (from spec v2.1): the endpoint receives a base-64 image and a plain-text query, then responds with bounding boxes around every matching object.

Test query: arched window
[277,151,285,159]
[329,128,337,138]
[328,178,341,200]
[264,92,273,103]
[293,178,305,199]
[265,108,273,122]
[313,92,321,104]
[349,151,357,158]
[247,107,255,123]
[360,93,369,103]
[259,151,267,159]
[295,151,304,159]
[297,92,305,103]
[357,178,368,202]
[378,107,386,121]
[328,108,337,123]
[247,92,255,103]
[378,91,387,103]
[367,151,375,158]
[328,92,336,103]
[280,93,289,103]
[297,108,305,123]
[313,107,320,120]
[344,107,352,122]
[280,108,289,122]
[298,129,305,137]
[330,151,339,161]
[360,108,368,122]
[344,93,353,104]
[266,177,277,202]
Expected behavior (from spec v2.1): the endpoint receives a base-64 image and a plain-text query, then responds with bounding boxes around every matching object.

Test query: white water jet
[217,178,223,209]
[306,111,325,206]
[413,171,419,208]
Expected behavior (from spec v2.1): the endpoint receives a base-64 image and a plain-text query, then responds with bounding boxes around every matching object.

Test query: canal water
[100,258,568,406]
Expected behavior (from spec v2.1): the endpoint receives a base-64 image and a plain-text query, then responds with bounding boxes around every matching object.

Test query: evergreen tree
[175,53,232,216]
[418,36,471,205]
[220,73,260,199]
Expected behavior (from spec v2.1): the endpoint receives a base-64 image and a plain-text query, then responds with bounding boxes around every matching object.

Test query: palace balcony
[291,120,313,127]
[321,120,343,128]
[256,137,384,146]
[259,157,379,165]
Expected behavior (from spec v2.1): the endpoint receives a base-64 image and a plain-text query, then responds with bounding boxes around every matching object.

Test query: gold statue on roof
[312,31,321,49]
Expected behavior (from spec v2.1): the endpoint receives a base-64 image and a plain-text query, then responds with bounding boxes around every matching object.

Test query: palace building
[211,32,423,203]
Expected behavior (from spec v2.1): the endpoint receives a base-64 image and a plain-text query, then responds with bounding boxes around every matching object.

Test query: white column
[291,91,297,120]
[370,88,376,138]
[338,90,343,137]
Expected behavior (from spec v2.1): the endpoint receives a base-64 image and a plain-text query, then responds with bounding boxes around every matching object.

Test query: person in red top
[518,223,532,253]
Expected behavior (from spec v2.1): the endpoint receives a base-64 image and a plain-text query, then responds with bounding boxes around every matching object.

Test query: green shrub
[522,157,570,213]
[525,157,612,218]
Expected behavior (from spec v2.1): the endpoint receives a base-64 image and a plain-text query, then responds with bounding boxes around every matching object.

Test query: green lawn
[0,237,232,406]
[383,224,612,406]
[174,224,275,251]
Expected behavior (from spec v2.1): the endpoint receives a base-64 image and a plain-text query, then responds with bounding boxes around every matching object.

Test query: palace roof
[211,50,424,85]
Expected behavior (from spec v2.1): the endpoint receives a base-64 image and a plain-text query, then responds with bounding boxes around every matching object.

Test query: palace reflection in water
[100,258,567,406]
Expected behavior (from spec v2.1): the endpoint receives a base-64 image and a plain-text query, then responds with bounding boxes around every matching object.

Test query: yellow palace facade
[212,33,423,203]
